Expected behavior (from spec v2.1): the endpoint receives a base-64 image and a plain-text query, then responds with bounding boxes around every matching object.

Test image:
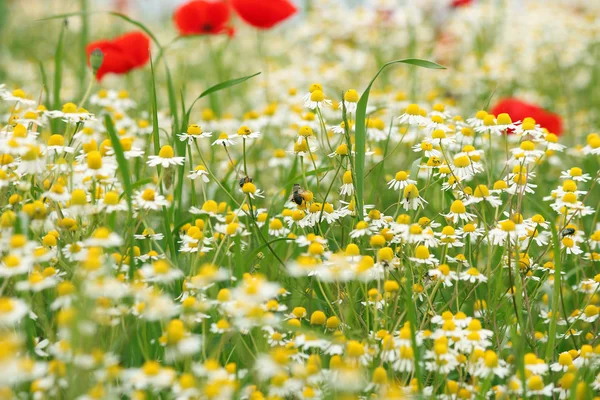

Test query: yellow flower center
[158,145,174,158]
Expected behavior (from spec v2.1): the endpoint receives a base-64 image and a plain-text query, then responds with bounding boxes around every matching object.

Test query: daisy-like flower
[45,134,74,154]
[560,167,591,182]
[140,260,184,284]
[463,184,502,207]
[542,132,566,152]
[459,267,488,283]
[428,264,457,287]
[401,184,428,211]
[488,219,528,246]
[1,88,37,106]
[525,375,553,397]
[80,150,116,178]
[451,154,483,180]
[237,125,260,139]
[122,361,176,391]
[510,140,545,164]
[84,227,123,248]
[0,296,29,326]
[98,191,128,213]
[410,245,438,265]
[387,170,416,191]
[442,200,476,223]
[466,110,488,127]
[45,102,94,122]
[350,221,373,238]
[178,124,212,143]
[188,165,210,182]
[304,89,332,110]
[339,170,355,196]
[212,132,237,147]
[398,103,426,126]
[240,182,265,199]
[560,236,583,255]
[437,226,464,248]
[412,140,441,158]
[269,148,291,167]
[476,113,517,136]
[147,145,185,168]
[43,182,70,202]
[15,268,61,292]
[134,228,164,241]
[582,133,600,155]
[268,218,289,237]
[135,188,170,211]
[513,117,546,139]
[550,352,575,372]
[0,254,33,277]
[339,89,359,113]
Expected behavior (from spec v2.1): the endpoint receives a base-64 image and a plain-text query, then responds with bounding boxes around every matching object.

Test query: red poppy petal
[87,32,150,81]
[491,98,563,135]
[112,31,151,68]
[174,0,231,36]
[231,0,296,29]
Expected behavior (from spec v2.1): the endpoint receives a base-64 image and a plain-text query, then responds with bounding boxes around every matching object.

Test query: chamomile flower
[304,89,332,110]
[339,170,355,196]
[401,184,428,211]
[237,125,261,139]
[134,188,170,210]
[442,200,476,223]
[178,124,212,143]
[187,165,210,182]
[212,132,237,147]
[398,104,426,126]
[560,167,591,182]
[147,145,185,168]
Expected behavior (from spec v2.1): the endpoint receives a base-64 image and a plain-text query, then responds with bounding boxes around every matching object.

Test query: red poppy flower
[86,31,150,81]
[174,0,234,36]
[491,98,563,135]
[451,0,473,7]
[231,0,297,29]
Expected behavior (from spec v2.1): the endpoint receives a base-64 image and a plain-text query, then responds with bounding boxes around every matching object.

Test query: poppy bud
[90,48,104,74]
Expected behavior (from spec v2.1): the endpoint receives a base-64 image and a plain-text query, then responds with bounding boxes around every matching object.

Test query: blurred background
[1,0,599,139]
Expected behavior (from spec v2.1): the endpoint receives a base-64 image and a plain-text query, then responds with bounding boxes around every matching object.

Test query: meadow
[1,0,600,398]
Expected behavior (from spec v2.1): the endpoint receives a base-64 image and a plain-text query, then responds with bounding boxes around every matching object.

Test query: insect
[288,183,306,206]
[561,228,576,238]
[239,176,253,188]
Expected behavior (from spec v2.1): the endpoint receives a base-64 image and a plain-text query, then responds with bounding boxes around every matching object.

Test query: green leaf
[104,115,136,277]
[185,72,261,122]
[354,58,445,218]
[104,116,132,207]
[545,223,562,362]
[53,21,66,110]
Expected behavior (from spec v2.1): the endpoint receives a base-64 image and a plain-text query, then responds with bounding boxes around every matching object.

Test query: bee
[561,228,576,238]
[239,176,253,188]
[288,183,306,206]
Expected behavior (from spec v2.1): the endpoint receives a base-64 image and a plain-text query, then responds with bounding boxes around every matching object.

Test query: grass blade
[53,21,66,109]
[186,72,261,122]
[104,115,135,278]
[354,58,445,218]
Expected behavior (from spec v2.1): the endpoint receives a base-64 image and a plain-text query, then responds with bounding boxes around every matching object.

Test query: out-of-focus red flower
[451,0,473,7]
[231,0,297,29]
[174,0,234,36]
[86,31,150,81]
[491,98,563,135]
